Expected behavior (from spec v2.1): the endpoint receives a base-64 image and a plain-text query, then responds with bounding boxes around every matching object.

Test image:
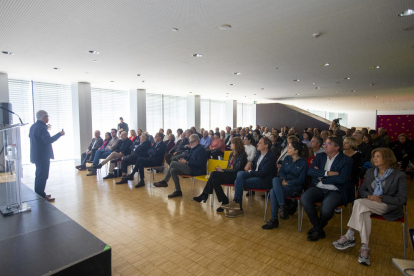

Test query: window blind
[32,81,74,161]
[200,99,210,131]
[8,79,34,164]
[242,103,254,128]
[210,100,226,131]
[237,102,243,128]
[146,93,162,136]
[91,87,130,135]
[163,95,187,133]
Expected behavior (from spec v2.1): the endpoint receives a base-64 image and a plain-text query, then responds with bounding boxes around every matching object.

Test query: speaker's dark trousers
[34,160,50,198]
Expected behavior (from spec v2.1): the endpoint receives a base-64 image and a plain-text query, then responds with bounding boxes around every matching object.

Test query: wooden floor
[21,160,413,276]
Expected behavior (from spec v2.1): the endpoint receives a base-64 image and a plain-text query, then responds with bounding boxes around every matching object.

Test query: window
[237,103,242,128]
[8,79,34,164]
[91,87,130,135]
[200,99,210,130]
[242,103,254,127]
[163,95,187,133]
[210,100,226,131]
[32,81,74,161]
[146,93,162,135]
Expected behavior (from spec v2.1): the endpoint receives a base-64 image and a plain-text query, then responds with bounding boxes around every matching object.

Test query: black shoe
[286,200,298,215]
[135,180,145,188]
[103,173,116,179]
[307,229,326,242]
[193,192,208,203]
[168,191,183,198]
[123,174,134,180]
[246,191,255,197]
[95,164,103,169]
[279,205,289,220]
[307,228,316,237]
[262,218,279,229]
[216,207,224,212]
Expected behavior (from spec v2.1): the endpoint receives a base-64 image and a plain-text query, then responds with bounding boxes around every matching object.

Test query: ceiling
[0,0,413,112]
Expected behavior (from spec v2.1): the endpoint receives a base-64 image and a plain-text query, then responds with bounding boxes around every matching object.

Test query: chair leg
[298,200,301,232]
[300,205,304,232]
[249,191,253,206]
[340,208,343,236]
[403,222,407,259]
[191,178,194,200]
[264,192,269,222]
[227,186,230,198]
[211,190,214,207]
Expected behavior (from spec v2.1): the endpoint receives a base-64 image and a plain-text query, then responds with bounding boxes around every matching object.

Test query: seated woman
[343,137,361,187]
[207,133,225,159]
[301,132,312,147]
[165,133,175,152]
[390,133,414,172]
[263,127,271,138]
[193,137,247,211]
[220,130,226,140]
[244,134,256,162]
[262,141,309,229]
[164,129,172,142]
[332,148,407,266]
[208,130,214,137]
[363,133,373,146]
[129,129,137,142]
[277,135,299,166]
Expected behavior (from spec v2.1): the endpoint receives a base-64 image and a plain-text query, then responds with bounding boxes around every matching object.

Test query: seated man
[369,129,386,150]
[301,136,353,242]
[153,134,207,198]
[200,130,212,149]
[88,131,132,178]
[225,130,236,149]
[116,133,151,183]
[120,133,166,187]
[269,133,282,157]
[310,136,325,156]
[165,129,185,164]
[171,129,193,162]
[86,129,119,176]
[223,137,276,217]
[76,130,103,170]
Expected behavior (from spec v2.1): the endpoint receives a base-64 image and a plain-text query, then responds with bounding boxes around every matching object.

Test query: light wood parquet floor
[21,160,413,276]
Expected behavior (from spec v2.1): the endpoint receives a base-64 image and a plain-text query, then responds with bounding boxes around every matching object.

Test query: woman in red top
[129,130,137,142]
[208,132,225,159]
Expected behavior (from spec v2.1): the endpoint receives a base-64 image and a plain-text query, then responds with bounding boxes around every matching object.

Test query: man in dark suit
[121,133,166,188]
[153,134,207,198]
[116,133,151,183]
[302,136,353,242]
[29,110,64,202]
[223,137,276,217]
[76,130,103,170]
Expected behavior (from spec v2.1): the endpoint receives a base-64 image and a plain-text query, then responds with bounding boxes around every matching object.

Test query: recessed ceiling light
[351,90,356,92]
[230,84,234,86]
[189,92,192,93]
[370,83,374,86]
[295,93,299,95]
[312,82,316,84]
[226,96,228,97]
[226,93,229,94]
[315,87,320,89]
[294,79,300,82]
[93,60,98,62]
[245,96,247,97]
[344,77,351,80]
[320,63,330,66]
[192,54,202,57]
[276,67,279,69]
[2,51,13,55]
[142,80,145,83]
[398,9,414,17]
[370,65,381,69]
[53,68,61,70]
[172,28,178,32]
[233,72,241,75]
[110,81,114,82]
[261,88,264,90]
[254,94,256,95]
[219,24,231,29]
[137,74,141,76]
[89,50,99,54]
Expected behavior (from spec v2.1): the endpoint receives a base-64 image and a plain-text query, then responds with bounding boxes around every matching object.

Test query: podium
[0,123,31,216]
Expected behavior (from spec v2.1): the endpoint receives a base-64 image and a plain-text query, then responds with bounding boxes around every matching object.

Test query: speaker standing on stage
[29,110,65,202]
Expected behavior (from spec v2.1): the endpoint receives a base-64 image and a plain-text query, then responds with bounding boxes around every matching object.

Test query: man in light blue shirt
[200,131,212,148]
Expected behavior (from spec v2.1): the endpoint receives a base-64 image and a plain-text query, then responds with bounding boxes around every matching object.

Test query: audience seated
[302,132,312,147]
[76,130,103,170]
[207,132,225,159]
[390,133,414,172]
[361,128,368,135]
[313,128,321,138]
[133,129,143,147]
[165,128,185,164]
[176,128,183,141]
[200,130,212,148]
[320,130,329,144]
[252,129,262,146]
[120,133,166,187]
[269,133,282,157]
[220,130,226,140]
[153,134,207,198]
[363,133,373,146]
[88,131,133,178]
[308,136,324,166]
[145,131,155,144]
[342,129,352,140]
[225,130,236,149]
[193,137,247,210]
[165,133,176,152]
[353,130,372,166]
[378,127,391,147]
[164,129,172,142]
[333,148,407,266]
[262,141,309,229]
[343,137,362,186]
[171,129,193,162]
[191,126,202,139]
[225,126,231,138]
[244,134,257,162]
[116,133,151,182]
[328,130,334,136]
[368,130,386,150]
[129,129,138,142]
[223,137,276,218]
[209,130,214,137]
[263,127,271,138]
[87,129,119,176]
[302,136,353,242]
[278,135,299,165]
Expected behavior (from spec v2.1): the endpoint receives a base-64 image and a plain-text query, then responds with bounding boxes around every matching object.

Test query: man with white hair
[29,110,65,202]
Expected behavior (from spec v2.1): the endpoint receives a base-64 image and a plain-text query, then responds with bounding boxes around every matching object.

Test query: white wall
[347,110,377,130]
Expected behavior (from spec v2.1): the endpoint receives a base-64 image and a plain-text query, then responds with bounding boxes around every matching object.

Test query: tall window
[163,95,187,133]
[8,79,34,164]
[242,103,254,127]
[32,81,74,161]
[91,87,129,135]
[237,103,242,127]
[146,93,162,135]
[200,99,210,130]
[210,100,226,131]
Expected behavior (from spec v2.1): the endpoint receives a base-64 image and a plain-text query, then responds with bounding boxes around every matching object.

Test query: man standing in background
[117,117,129,137]
[29,110,64,202]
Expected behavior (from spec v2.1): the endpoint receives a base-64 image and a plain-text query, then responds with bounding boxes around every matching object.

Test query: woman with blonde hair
[333,148,407,266]
[343,137,362,185]
[129,129,137,142]
[193,137,247,212]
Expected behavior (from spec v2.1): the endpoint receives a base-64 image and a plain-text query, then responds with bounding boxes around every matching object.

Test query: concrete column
[71,82,92,159]
[226,100,237,128]
[130,89,146,131]
[0,73,9,103]
[187,95,200,130]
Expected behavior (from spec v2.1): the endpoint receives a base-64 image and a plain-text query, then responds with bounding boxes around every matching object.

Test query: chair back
[223,151,232,161]
[207,159,228,174]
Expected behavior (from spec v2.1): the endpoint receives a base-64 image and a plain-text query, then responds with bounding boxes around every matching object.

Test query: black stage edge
[0,184,111,276]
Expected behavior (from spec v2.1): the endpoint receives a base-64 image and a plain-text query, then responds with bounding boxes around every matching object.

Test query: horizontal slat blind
[242,103,254,127]
[163,95,187,132]
[237,102,242,128]
[200,99,210,131]
[210,100,226,131]
[146,93,162,136]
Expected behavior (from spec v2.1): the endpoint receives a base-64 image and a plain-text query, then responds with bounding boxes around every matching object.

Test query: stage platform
[0,184,111,276]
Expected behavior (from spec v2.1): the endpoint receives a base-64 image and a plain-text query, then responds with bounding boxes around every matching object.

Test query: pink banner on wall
[376,114,414,142]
